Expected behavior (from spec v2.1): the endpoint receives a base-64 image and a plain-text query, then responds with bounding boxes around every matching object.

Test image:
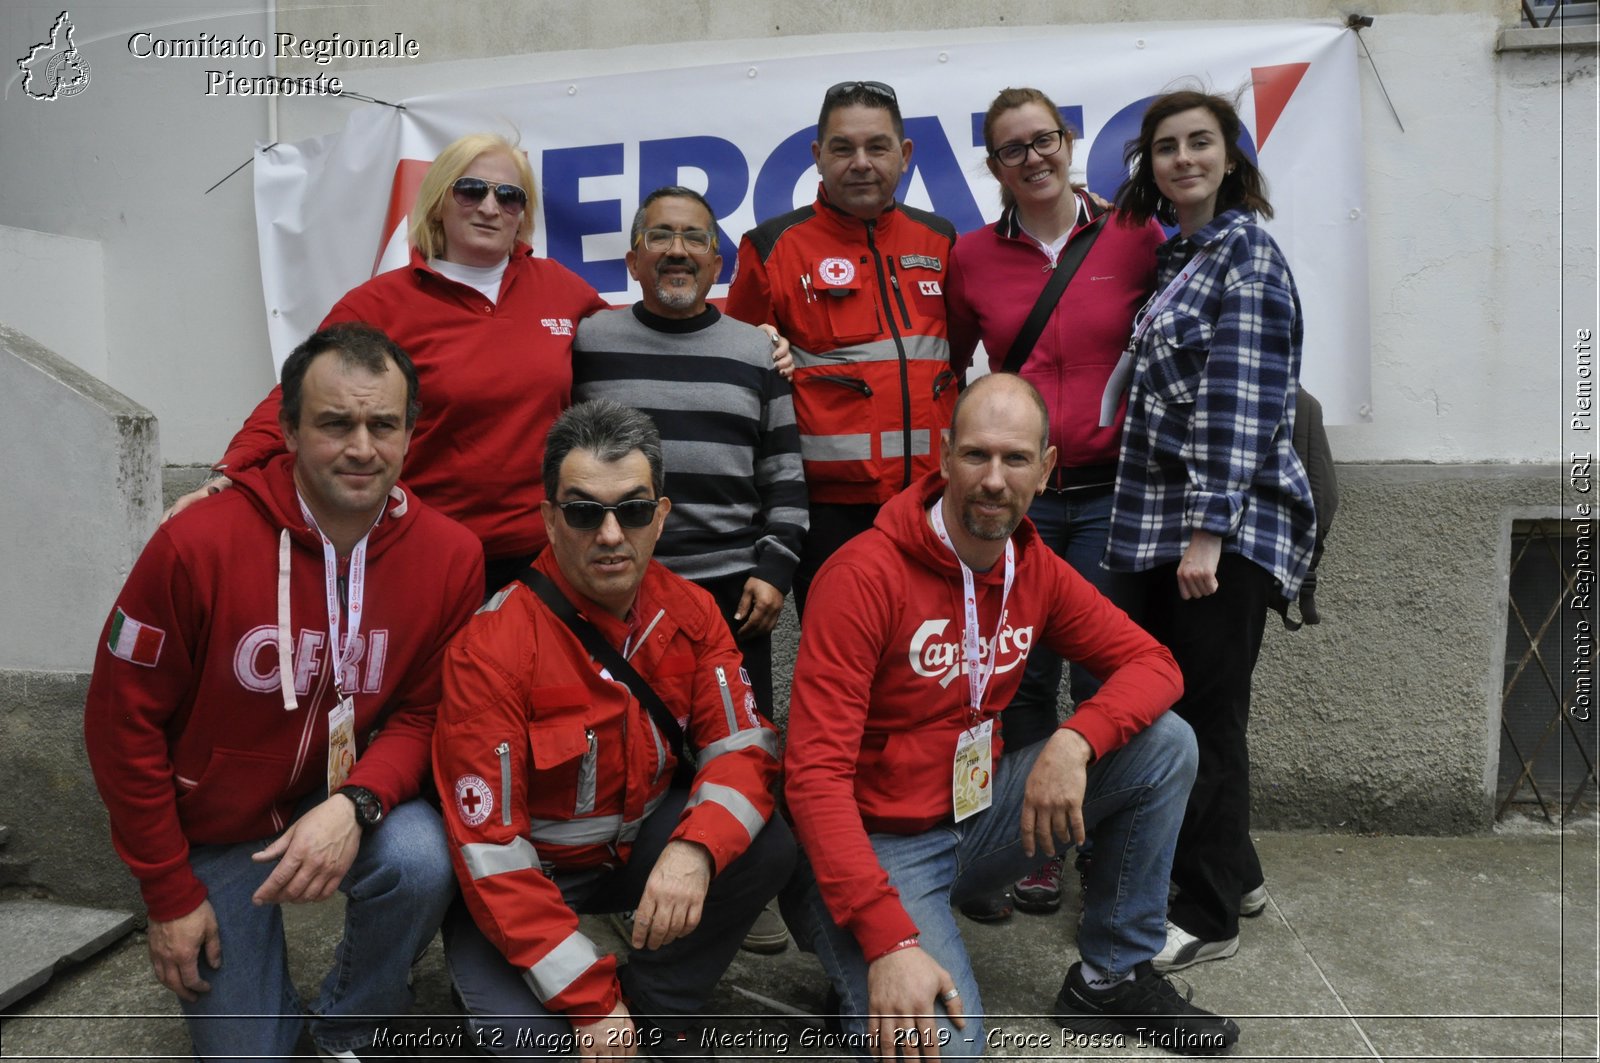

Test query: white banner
[255,20,1369,422]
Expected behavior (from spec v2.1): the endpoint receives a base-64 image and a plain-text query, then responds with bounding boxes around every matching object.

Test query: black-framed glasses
[451,176,528,214]
[824,80,898,104]
[991,129,1068,168]
[557,498,660,530]
[636,228,716,254]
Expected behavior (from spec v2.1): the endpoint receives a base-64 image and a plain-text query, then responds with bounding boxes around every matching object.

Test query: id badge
[327,695,357,792]
[952,719,994,822]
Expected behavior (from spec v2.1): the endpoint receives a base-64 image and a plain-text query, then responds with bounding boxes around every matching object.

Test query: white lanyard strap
[1129,251,1209,349]
[930,501,1015,716]
[296,494,370,700]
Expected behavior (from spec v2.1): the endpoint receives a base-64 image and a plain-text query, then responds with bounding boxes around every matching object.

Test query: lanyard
[1128,250,1209,350]
[296,494,371,700]
[930,501,1015,719]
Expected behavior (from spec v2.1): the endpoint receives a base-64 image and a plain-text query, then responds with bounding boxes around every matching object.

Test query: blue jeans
[1001,486,1116,750]
[179,797,456,1060]
[781,712,1197,1059]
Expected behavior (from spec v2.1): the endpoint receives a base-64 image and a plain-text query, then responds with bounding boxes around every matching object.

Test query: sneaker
[741,900,790,954]
[1014,854,1064,914]
[1240,883,1268,918]
[957,891,1013,923]
[1151,919,1239,973]
[1054,960,1240,1056]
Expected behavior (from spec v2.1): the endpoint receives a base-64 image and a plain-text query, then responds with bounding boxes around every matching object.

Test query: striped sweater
[573,304,808,591]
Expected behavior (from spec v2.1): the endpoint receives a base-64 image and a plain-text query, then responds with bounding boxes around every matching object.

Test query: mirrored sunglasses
[451,176,528,214]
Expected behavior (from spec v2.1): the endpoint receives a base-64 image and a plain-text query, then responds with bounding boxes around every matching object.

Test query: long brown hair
[1114,88,1272,227]
[980,86,1082,212]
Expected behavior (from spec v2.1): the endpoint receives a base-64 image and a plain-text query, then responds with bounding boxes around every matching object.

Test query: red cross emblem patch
[454,774,493,827]
[817,257,856,287]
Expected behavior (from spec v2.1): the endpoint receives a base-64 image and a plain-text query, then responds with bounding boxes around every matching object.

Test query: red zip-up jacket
[218,246,608,561]
[946,196,1165,472]
[725,186,957,505]
[84,455,483,921]
[784,470,1182,960]
[433,551,780,1020]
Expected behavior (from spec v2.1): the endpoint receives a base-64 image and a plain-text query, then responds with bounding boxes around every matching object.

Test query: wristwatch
[338,785,384,831]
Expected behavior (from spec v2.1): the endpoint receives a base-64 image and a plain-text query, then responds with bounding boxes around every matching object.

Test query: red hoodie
[84,455,483,921]
[784,470,1182,960]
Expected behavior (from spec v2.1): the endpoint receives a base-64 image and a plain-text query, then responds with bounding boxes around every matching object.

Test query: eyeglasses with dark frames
[991,129,1068,168]
[556,498,660,530]
[824,80,899,104]
[450,176,528,214]
[636,228,716,254]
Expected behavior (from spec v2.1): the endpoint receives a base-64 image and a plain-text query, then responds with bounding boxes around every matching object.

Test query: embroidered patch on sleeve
[107,607,165,667]
[454,774,493,827]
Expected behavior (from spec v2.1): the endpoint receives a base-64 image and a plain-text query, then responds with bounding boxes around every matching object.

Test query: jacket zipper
[814,374,873,397]
[576,729,598,816]
[932,369,957,400]
[885,260,914,330]
[496,741,512,826]
[864,221,914,488]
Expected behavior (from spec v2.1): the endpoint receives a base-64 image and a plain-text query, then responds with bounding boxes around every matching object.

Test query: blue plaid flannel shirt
[1106,208,1317,598]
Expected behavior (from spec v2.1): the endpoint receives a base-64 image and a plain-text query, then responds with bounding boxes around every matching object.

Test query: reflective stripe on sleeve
[522,930,603,1003]
[791,334,949,368]
[687,782,766,841]
[459,837,541,881]
[697,728,779,768]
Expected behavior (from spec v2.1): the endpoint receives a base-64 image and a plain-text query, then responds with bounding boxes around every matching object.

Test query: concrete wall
[0,325,161,673]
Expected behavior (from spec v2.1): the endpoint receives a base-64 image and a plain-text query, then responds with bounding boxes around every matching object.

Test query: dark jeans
[999,484,1117,750]
[443,788,795,1057]
[792,502,879,617]
[694,571,775,716]
[1108,552,1273,941]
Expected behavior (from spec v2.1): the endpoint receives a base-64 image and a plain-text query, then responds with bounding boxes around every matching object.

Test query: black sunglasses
[824,80,898,104]
[557,498,659,530]
[451,176,528,214]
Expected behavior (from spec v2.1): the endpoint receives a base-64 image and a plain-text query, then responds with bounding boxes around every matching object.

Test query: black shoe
[958,891,1013,923]
[1054,961,1239,1056]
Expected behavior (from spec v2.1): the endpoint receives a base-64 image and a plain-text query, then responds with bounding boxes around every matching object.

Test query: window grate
[1497,520,1598,821]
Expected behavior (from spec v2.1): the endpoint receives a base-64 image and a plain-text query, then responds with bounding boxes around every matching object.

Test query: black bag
[1272,388,1339,630]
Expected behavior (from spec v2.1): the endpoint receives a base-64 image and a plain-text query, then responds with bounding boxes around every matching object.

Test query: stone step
[0,899,137,1010]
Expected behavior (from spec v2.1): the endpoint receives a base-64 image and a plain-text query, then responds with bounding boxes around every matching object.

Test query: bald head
[949,372,1050,455]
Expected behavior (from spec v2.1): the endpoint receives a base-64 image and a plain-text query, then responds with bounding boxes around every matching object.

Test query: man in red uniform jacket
[433,399,794,1060]
[725,80,958,613]
[84,324,484,1059]
[782,373,1240,1058]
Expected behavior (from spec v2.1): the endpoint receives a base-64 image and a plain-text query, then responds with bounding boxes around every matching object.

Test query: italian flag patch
[107,608,164,667]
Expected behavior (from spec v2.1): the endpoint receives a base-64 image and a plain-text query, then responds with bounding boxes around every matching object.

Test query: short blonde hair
[410,133,537,261]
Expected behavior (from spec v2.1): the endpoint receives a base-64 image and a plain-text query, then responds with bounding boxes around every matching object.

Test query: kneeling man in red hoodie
[783,372,1239,1058]
[85,324,483,1060]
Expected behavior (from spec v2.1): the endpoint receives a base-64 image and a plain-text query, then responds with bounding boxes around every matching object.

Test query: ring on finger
[940,988,961,1002]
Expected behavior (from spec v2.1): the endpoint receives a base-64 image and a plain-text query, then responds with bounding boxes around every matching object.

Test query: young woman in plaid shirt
[1107,89,1317,973]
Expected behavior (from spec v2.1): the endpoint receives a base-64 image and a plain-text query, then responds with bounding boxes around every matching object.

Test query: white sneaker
[1240,883,1269,918]
[1151,919,1238,972]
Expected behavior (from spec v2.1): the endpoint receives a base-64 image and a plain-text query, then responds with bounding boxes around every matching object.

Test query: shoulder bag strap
[518,568,687,758]
[1001,200,1110,375]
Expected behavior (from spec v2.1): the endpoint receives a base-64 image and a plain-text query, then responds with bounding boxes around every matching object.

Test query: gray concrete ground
[2,824,1596,1062]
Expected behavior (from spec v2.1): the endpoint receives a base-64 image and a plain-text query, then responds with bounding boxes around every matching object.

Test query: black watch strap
[338,785,384,830]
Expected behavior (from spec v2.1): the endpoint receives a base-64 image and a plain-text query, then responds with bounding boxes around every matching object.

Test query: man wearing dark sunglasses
[434,400,794,1061]
[726,80,960,615]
